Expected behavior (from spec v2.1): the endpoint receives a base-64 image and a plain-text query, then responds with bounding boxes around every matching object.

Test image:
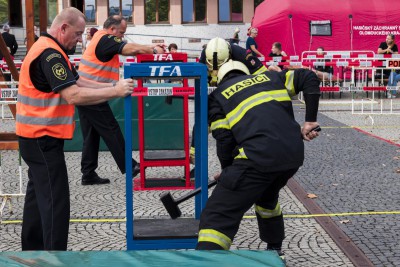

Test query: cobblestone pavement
[4,97,399,266]
[294,100,400,266]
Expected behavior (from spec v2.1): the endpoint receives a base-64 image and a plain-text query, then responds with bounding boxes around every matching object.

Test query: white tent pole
[289,14,297,55]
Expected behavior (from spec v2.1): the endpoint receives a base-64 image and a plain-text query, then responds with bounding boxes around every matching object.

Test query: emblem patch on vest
[114,37,122,43]
[52,63,67,80]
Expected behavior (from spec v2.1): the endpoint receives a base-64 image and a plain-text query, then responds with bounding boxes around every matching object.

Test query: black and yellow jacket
[208,69,320,172]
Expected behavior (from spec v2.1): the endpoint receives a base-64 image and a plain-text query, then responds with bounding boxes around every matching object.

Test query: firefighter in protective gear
[190,38,268,167]
[204,37,231,85]
[196,60,321,256]
[200,37,267,86]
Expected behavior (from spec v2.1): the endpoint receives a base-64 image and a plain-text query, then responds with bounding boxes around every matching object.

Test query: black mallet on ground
[160,180,217,219]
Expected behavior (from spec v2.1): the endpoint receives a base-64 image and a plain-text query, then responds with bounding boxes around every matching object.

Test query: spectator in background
[313,47,334,81]
[377,34,398,88]
[269,42,287,58]
[168,43,178,53]
[0,24,18,60]
[246,27,264,58]
[387,70,400,98]
[24,26,39,45]
[82,27,98,54]
[268,42,287,71]
[378,34,398,55]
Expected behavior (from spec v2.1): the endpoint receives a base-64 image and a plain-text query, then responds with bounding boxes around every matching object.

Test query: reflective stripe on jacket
[16,36,75,139]
[78,30,120,83]
[209,71,304,172]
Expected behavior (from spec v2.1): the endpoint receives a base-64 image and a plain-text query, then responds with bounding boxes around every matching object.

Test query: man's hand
[154,44,167,54]
[114,78,134,97]
[213,173,221,181]
[301,122,320,141]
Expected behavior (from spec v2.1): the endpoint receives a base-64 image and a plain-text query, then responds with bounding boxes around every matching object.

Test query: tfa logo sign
[387,60,400,68]
[153,54,174,61]
[149,66,182,76]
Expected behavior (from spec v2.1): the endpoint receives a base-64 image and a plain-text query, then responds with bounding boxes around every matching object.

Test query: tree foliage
[0,0,8,24]
[146,0,169,23]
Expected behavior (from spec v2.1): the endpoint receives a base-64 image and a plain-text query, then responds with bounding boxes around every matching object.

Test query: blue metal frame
[124,62,209,250]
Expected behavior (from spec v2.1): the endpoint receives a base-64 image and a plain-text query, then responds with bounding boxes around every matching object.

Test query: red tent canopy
[252,0,400,56]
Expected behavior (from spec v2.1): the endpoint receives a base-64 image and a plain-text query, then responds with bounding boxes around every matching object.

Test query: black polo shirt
[95,34,126,62]
[30,33,79,93]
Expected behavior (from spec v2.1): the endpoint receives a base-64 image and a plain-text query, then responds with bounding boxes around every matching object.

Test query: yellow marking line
[245,211,400,219]
[2,211,400,224]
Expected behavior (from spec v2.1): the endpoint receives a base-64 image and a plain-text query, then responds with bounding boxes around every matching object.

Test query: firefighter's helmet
[217,60,250,85]
[205,37,231,71]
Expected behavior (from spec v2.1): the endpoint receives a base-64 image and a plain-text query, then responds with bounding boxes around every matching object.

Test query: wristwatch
[153,47,158,54]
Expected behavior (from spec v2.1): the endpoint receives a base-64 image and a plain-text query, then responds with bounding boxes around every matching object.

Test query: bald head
[103,15,127,38]
[103,15,126,29]
[48,7,86,51]
[51,7,86,29]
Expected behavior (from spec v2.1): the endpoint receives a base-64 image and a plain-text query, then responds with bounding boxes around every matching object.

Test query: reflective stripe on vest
[234,147,248,160]
[285,71,296,96]
[78,30,120,83]
[226,89,291,128]
[198,229,232,250]
[255,202,282,219]
[18,94,68,107]
[16,36,75,139]
[252,65,268,75]
[17,114,73,126]
[210,117,230,131]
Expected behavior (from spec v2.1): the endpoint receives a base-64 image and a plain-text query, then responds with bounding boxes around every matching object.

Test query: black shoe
[132,163,140,177]
[81,176,110,185]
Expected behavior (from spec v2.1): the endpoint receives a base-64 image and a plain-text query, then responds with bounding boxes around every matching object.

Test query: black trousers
[19,136,70,250]
[77,102,136,178]
[196,162,298,250]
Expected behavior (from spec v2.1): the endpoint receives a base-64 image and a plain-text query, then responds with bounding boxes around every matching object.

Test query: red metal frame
[134,53,193,190]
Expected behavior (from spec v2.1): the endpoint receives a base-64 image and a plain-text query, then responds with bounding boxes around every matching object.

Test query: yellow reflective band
[198,229,232,250]
[252,65,268,75]
[234,147,247,160]
[190,146,195,157]
[285,71,296,96]
[255,203,282,218]
[221,74,270,99]
[226,90,291,128]
[210,118,230,131]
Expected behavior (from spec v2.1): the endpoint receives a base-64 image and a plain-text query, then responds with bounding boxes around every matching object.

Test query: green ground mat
[0,250,285,267]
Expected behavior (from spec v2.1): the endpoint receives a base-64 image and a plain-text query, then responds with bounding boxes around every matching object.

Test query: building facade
[1,0,264,55]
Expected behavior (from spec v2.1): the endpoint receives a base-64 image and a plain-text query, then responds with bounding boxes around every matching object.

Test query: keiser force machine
[124,61,209,250]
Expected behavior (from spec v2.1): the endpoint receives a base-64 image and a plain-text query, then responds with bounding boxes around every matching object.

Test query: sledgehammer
[160,180,217,219]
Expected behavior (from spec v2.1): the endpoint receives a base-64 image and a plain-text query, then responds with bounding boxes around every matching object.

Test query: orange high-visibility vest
[16,36,75,139]
[78,30,120,83]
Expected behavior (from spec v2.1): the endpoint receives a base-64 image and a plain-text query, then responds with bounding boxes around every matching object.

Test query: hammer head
[160,191,182,219]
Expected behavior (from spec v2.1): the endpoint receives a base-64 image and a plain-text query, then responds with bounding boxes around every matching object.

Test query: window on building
[254,0,263,9]
[108,0,133,22]
[48,0,58,24]
[32,0,57,26]
[145,0,170,24]
[1,0,22,27]
[310,20,332,36]
[218,0,243,23]
[84,0,97,23]
[71,0,96,23]
[182,0,206,23]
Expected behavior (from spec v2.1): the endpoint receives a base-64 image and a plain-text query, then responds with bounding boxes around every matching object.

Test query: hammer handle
[175,180,217,204]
